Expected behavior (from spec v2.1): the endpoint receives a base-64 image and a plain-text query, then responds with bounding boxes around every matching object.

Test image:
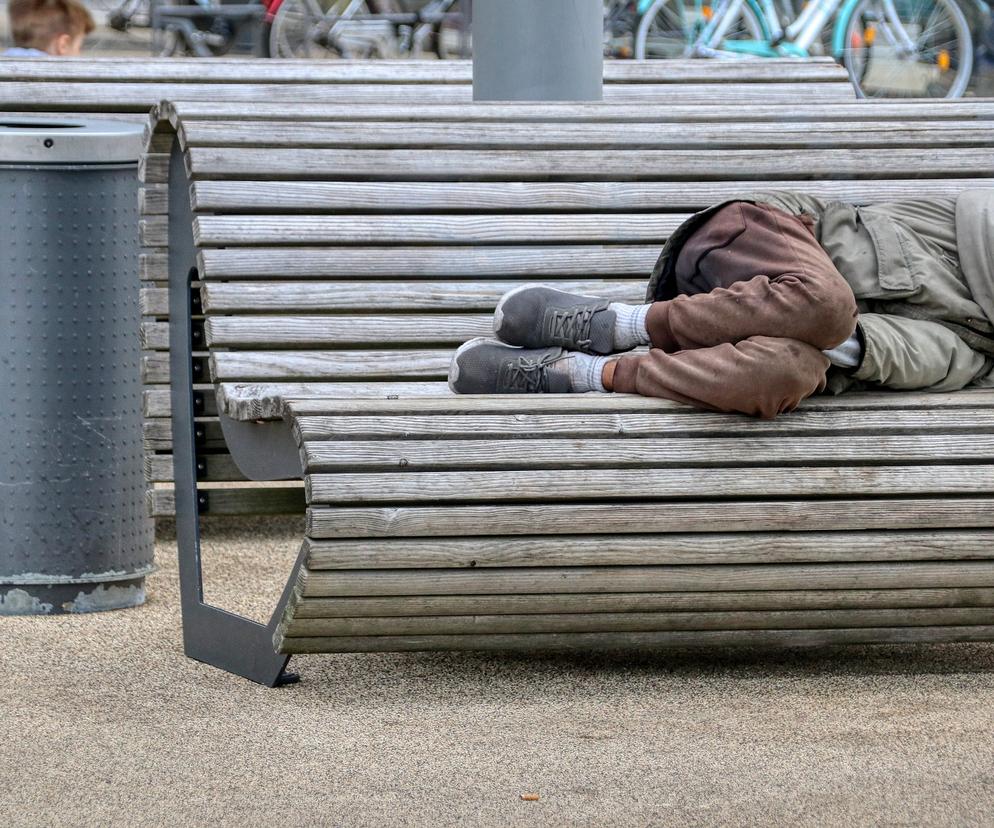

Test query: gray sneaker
[493,284,617,354]
[448,338,575,394]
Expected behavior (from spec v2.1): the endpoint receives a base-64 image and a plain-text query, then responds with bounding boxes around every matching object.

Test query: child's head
[8,0,95,55]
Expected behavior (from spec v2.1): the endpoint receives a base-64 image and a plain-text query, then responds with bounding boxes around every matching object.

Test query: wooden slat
[148,487,304,517]
[305,465,994,505]
[281,607,994,638]
[198,245,660,279]
[297,560,994,597]
[143,419,224,451]
[218,382,452,420]
[200,280,644,313]
[210,350,452,381]
[0,81,853,109]
[302,530,994,569]
[0,58,844,83]
[144,454,246,483]
[193,214,682,245]
[205,315,492,347]
[293,408,994,441]
[140,321,169,350]
[306,498,994,539]
[284,388,994,415]
[277,625,994,654]
[287,587,994,619]
[217,384,994,422]
[187,146,994,180]
[140,287,169,316]
[301,434,994,472]
[180,120,994,150]
[190,179,994,213]
[167,100,994,124]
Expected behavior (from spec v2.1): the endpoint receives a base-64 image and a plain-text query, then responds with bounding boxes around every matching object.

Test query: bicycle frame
[690,0,846,55]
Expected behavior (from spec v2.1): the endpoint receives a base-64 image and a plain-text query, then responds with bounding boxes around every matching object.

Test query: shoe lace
[506,351,563,393]
[549,306,595,350]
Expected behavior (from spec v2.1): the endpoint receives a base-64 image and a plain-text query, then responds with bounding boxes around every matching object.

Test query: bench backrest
[141,98,994,517]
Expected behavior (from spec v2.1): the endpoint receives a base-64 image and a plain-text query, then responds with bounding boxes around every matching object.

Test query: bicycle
[265,0,469,59]
[603,0,771,57]
[634,0,983,97]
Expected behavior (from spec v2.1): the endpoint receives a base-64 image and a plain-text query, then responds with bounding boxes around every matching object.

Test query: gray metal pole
[472,0,603,101]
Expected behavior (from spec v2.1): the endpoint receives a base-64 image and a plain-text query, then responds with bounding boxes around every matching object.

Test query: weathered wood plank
[186,147,994,180]
[301,434,994,472]
[144,453,246,483]
[140,321,169,350]
[181,120,994,150]
[305,498,994,539]
[143,419,224,451]
[190,179,994,213]
[200,280,644,313]
[139,184,168,215]
[297,560,994,597]
[281,607,994,638]
[288,587,994,619]
[0,81,852,109]
[0,57,844,83]
[148,486,305,517]
[218,383,994,422]
[167,99,994,124]
[302,530,994,569]
[198,245,660,280]
[139,251,168,281]
[305,465,994,505]
[284,389,994,416]
[277,625,994,654]
[143,386,215,418]
[210,350,452,381]
[138,152,169,184]
[206,315,492,347]
[140,287,169,316]
[293,408,994,441]
[139,216,168,248]
[193,214,682,245]
[218,382,452,420]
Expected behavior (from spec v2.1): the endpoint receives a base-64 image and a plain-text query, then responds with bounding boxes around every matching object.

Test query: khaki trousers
[611,201,859,418]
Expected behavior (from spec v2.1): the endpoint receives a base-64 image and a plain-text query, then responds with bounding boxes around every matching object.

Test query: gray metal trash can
[0,119,154,614]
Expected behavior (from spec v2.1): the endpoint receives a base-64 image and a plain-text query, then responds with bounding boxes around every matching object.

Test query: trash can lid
[0,117,145,164]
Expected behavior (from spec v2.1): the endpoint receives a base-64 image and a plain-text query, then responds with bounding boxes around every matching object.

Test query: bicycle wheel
[634,0,767,59]
[840,0,973,97]
[269,0,369,58]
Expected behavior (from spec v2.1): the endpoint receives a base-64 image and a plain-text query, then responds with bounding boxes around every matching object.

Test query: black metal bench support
[168,144,302,687]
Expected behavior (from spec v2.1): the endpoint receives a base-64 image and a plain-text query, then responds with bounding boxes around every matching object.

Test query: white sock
[565,352,609,393]
[609,303,651,350]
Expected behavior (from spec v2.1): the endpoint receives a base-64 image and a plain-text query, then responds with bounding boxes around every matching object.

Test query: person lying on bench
[449,191,994,418]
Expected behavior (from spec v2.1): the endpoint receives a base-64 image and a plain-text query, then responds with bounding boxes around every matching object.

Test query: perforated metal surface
[0,162,153,613]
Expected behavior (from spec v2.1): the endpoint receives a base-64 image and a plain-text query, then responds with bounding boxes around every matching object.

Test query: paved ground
[3,517,994,826]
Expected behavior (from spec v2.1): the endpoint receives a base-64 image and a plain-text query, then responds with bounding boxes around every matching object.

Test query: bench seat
[271,390,994,654]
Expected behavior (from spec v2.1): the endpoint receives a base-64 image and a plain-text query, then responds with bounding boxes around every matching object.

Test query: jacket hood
[956,189,994,330]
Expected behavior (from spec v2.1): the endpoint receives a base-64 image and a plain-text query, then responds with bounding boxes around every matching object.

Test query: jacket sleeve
[854,312,992,391]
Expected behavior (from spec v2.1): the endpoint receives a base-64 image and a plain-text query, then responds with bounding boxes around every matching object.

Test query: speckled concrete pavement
[3,517,994,827]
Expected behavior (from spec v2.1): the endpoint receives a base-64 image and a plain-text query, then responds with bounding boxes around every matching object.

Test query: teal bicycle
[629,0,977,97]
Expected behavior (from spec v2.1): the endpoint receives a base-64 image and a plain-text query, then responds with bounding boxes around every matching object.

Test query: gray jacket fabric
[646,189,994,392]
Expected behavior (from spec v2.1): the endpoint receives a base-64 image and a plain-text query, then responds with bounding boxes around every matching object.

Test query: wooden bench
[0,56,857,519]
[148,99,994,685]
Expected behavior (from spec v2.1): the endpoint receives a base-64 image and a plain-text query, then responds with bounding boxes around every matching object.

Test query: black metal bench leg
[167,143,301,687]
